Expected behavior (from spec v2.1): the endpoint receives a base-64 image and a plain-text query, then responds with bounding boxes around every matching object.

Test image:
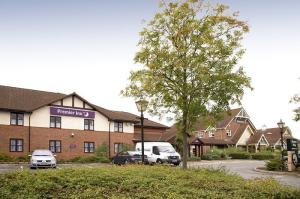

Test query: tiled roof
[258,127,293,145]
[230,123,249,144]
[194,108,242,130]
[192,138,233,145]
[247,132,263,145]
[0,85,168,129]
[132,133,163,142]
[0,85,66,112]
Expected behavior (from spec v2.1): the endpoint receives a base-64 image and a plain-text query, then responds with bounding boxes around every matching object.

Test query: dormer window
[208,128,215,137]
[196,131,203,138]
[226,130,232,137]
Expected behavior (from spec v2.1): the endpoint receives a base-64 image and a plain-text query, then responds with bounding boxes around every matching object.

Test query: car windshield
[158,146,175,153]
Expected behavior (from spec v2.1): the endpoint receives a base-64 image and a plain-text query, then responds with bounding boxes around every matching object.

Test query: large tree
[122,0,251,169]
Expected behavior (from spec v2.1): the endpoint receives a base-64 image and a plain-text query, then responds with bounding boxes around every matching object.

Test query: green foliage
[0,152,14,162]
[0,152,28,162]
[121,0,251,168]
[266,158,284,171]
[69,156,110,164]
[187,155,202,161]
[251,151,276,160]
[228,152,250,159]
[202,148,227,160]
[290,93,300,121]
[95,142,109,158]
[0,166,299,198]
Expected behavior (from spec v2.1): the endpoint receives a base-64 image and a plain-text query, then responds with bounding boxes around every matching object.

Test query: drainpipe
[28,113,32,153]
[108,120,111,158]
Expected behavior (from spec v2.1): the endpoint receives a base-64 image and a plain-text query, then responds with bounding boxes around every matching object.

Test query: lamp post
[277,119,285,171]
[135,99,149,164]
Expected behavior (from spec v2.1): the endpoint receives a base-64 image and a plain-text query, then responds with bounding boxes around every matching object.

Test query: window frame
[10,138,24,152]
[10,112,24,126]
[84,142,95,153]
[84,119,94,131]
[226,130,232,137]
[49,140,62,153]
[50,116,61,128]
[114,122,123,132]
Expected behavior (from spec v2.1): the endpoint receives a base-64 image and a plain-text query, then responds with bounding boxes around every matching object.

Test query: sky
[0,0,300,138]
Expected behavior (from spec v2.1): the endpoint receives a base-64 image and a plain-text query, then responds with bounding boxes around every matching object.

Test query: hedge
[228,152,251,159]
[0,166,299,198]
[251,153,275,160]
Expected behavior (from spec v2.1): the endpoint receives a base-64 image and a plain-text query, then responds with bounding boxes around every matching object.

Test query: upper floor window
[84,119,94,131]
[50,116,61,128]
[197,131,204,138]
[114,122,123,132]
[49,140,61,153]
[10,113,24,126]
[84,142,95,153]
[10,139,23,152]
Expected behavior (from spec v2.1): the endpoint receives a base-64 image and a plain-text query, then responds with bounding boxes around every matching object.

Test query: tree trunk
[182,110,188,169]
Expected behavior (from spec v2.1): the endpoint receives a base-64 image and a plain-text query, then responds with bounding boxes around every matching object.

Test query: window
[50,116,61,128]
[10,139,23,152]
[226,130,232,137]
[84,142,95,153]
[114,122,123,132]
[10,113,24,126]
[84,119,94,131]
[114,143,123,153]
[49,140,61,153]
[197,131,204,138]
[208,130,215,137]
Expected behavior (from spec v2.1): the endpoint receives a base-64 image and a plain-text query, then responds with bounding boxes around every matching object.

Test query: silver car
[29,149,57,169]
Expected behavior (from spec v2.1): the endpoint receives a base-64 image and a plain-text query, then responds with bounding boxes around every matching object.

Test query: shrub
[95,143,109,158]
[202,148,228,160]
[0,166,299,198]
[251,152,275,160]
[228,152,250,159]
[15,156,29,162]
[188,156,202,161]
[69,156,110,163]
[266,158,284,171]
[0,152,14,162]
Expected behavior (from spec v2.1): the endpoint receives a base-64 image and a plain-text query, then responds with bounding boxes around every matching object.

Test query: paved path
[188,160,300,189]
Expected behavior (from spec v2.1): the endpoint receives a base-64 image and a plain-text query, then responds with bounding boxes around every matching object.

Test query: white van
[135,142,181,165]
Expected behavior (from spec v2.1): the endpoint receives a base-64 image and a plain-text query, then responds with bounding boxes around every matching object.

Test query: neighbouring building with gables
[0,85,168,160]
[165,108,297,157]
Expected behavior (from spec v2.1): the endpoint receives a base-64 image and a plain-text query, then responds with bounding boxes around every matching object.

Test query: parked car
[135,142,181,166]
[29,149,57,169]
[112,151,148,165]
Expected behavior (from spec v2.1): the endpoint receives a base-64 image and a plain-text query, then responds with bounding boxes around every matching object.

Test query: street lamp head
[135,99,149,112]
[277,119,285,129]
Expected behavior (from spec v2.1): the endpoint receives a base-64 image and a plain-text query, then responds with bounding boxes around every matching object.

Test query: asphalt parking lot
[188,160,300,189]
[1,160,300,189]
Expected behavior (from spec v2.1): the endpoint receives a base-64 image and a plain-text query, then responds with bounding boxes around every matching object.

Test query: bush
[69,156,110,163]
[251,152,275,160]
[201,148,228,160]
[0,166,299,198]
[266,158,284,171]
[0,152,14,162]
[15,156,29,162]
[95,143,109,158]
[228,152,250,159]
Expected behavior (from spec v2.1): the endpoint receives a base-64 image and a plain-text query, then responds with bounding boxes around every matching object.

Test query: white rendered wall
[236,126,253,146]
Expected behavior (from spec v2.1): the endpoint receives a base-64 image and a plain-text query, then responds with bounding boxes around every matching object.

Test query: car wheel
[124,159,129,165]
[292,153,298,166]
[156,159,163,164]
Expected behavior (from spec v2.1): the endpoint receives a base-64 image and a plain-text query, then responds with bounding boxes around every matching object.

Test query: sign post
[286,139,298,171]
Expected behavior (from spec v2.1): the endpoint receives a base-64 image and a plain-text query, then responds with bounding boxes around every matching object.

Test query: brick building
[0,85,168,160]
[164,108,297,157]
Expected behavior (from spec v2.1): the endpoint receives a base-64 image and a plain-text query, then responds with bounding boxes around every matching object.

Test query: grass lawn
[0,165,299,199]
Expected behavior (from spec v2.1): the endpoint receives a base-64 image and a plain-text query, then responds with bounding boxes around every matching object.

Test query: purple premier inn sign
[50,107,95,119]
